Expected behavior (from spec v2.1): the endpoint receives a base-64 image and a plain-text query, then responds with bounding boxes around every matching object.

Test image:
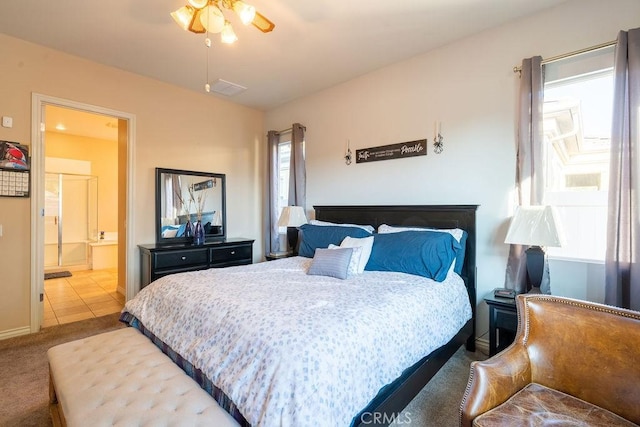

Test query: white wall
[264,0,640,339]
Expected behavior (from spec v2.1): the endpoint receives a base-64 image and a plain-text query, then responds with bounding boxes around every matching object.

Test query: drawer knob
[230,251,235,255]
[181,256,186,260]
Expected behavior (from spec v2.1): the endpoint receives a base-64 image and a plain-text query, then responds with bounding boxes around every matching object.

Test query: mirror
[155,168,226,244]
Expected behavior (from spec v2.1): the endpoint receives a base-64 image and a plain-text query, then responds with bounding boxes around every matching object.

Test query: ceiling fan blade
[251,11,275,33]
[189,8,207,33]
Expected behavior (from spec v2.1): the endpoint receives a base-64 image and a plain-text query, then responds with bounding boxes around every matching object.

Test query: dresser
[138,238,254,288]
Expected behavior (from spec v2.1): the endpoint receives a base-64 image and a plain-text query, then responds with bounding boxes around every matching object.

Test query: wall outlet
[0,224,3,237]
[1,117,13,128]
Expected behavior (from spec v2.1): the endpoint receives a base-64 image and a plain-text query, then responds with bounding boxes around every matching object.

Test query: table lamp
[278,206,307,254]
[504,205,563,294]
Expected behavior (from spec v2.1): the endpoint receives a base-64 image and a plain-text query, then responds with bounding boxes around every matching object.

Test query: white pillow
[328,244,362,276]
[378,223,464,242]
[339,235,374,274]
[162,228,178,238]
[309,219,374,233]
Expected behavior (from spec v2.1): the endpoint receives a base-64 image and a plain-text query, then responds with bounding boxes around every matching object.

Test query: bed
[121,204,478,427]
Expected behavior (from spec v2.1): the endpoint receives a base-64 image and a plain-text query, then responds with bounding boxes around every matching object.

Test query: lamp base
[525,246,545,293]
[286,226,299,255]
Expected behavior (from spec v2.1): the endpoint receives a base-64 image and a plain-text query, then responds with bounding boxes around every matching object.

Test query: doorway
[31,94,136,332]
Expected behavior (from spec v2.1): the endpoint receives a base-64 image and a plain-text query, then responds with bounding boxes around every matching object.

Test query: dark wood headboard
[314,204,479,343]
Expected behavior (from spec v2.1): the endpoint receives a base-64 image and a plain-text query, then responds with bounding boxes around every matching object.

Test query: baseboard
[0,325,31,341]
[117,286,126,297]
[474,337,489,356]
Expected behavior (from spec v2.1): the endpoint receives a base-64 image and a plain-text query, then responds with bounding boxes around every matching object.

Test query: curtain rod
[513,39,617,73]
[269,125,307,135]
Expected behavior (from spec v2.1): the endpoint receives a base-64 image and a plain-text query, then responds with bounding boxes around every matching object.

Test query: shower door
[44,173,98,269]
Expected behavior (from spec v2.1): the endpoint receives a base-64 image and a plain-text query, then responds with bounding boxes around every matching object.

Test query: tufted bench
[47,327,240,427]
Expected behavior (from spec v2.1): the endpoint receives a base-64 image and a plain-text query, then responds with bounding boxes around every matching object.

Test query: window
[542,46,615,262]
[276,137,291,221]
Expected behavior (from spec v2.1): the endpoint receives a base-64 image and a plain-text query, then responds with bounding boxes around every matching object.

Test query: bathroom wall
[45,131,118,238]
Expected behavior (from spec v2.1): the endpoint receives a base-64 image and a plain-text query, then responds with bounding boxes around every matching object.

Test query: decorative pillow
[328,244,363,276]
[297,224,372,258]
[339,235,374,274]
[365,231,461,282]
[377,224,467,275]
[161,226,179,238]
[309,219,375,233]
[307,247,354,280]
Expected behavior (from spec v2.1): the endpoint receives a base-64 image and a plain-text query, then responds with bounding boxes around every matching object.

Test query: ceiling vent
[211,79,247,96]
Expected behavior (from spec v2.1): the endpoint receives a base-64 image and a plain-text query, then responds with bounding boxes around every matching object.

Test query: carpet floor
[0,313,124,427]
[0,314,485,426]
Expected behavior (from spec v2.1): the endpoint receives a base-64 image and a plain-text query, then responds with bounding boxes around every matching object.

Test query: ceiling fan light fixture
[172,5,206,33]
[221,21,238,44]
[232,1,256,25]
[200,4,225,33]
[171,5,196,31]
[188,0,209,9]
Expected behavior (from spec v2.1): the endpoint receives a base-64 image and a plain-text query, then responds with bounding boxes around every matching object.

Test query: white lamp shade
[232,1,256,25]
[278,206,307,227]
[200,5,225,33]
[504,205,563,247]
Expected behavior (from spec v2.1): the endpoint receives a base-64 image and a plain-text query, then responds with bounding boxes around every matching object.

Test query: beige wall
[265,0,640,339]
[45,132,118,235]
[0,34,264,335]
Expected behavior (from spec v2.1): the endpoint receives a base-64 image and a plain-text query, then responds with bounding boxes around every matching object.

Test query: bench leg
[49,365,67,427]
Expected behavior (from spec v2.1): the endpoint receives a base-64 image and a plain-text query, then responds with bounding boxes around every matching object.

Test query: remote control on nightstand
[493,288,516,299]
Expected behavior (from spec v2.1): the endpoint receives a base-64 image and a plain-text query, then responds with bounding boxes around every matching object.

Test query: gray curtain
[265,124,307,254]
[288,123,306,207]
[504,56,551,294]
[265,130,280,254]
[605,28,640,310]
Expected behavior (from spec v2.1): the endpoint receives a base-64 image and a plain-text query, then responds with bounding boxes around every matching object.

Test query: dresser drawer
[154,248,208,270]
[139,239,254,288]
[210,244,252,264]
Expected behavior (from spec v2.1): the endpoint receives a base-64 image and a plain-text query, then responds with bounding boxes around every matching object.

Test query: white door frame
[30,93,136,332]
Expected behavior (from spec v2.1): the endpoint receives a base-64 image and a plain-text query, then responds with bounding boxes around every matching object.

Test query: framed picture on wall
[0,141,29,170]
[0,140,30,197]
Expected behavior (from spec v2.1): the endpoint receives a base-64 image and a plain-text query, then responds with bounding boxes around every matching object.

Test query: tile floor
[43,268,125,328]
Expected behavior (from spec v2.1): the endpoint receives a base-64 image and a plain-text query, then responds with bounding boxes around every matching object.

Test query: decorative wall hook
[433,122,444,154]
[345,139,352,165]
[433,133,444,154]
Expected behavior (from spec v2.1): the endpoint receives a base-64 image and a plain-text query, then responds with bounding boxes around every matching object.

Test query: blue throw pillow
[365,231,461,281]
[298,224,372,258]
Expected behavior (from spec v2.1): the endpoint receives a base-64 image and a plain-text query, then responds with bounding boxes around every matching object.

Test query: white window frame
[542,46,615,263]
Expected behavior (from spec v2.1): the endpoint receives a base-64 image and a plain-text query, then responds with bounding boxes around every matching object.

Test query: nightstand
[484,293,518,356]
[265,251,293,261]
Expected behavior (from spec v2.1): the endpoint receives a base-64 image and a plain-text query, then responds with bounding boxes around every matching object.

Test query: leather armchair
[460,294,640,426]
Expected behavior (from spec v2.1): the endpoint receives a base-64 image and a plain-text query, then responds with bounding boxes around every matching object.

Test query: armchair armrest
[459,343,531,427]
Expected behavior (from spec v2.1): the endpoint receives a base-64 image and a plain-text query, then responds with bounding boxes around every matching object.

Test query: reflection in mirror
[155,168,226,244]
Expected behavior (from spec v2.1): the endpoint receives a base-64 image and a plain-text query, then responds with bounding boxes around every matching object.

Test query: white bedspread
[123,256,472,427]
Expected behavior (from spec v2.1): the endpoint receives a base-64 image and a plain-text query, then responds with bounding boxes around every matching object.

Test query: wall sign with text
[355,139,427,164]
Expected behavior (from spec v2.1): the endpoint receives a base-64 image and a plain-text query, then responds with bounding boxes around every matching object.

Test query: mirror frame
[155,167,227,245]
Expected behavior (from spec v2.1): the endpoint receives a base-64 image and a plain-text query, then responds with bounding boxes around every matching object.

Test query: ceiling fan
[171,0,275,44]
